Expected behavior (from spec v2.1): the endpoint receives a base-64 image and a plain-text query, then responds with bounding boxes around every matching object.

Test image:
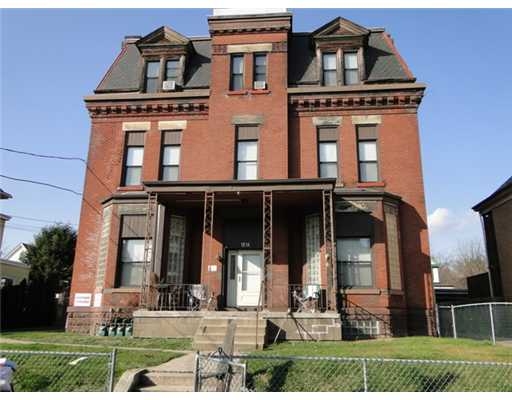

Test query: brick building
[68,10,435,342]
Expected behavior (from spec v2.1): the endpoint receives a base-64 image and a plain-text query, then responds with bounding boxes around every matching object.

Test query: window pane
[344,52,358,69]
[342,263,372,287]
[237,162,258,180]
[345,69,359,85]
[255,54,267,66]
[360,162,378,182]
[120,262,143,286]
[166,60,179,79]
[162,166,179,181]
[323,71,337,86]
[319,142,337,162]
[163,146,180,165]
[337,238,371,262]
[320,163,337,178]
[126,147,144,166]
[145,77,159,93]
[358,141,377,161]
[255,74,266,83]
[323,53,336,70]
[232,56,244,74]
[231,75,243,90]
[146,61,160,78]
[237,141,258,161]
[121,239,145,262]
[124,167,141,186]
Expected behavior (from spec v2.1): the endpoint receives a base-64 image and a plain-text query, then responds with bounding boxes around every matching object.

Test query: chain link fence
[195,353,512,392]
[0,349,116,392]
[437,302,512,344]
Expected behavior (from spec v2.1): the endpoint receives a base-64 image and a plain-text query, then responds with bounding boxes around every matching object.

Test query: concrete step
[194,341,263,353]
[140,371,194,387]
[138,384,193,392]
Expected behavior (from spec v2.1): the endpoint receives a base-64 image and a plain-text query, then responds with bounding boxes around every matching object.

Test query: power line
[0,147,85,162]
[8,214,77,226]
[0,174,82,196]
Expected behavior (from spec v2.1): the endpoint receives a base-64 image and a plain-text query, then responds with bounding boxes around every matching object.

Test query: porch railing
[288,284,327,313]
[149,284,209,311]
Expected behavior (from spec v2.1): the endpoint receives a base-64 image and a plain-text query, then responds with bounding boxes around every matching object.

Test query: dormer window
[145,61,160,93]
[165,60,179,81]
[322,53,337,86]
[343,52,359,85]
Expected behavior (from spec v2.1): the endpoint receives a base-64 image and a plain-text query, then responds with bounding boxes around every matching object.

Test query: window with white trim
[337,237,373,287]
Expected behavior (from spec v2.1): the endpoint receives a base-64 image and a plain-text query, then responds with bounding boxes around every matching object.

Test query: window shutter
[126,131,145,146]
[163,130,182,145]
[357,125,378,140]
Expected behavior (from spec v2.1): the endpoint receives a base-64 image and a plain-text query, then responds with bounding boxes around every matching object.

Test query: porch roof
[143,178,337,193]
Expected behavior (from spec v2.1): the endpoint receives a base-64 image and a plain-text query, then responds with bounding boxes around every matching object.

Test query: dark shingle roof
[96,39,211,93]
[473,175,512,212]
[95,20,414,92]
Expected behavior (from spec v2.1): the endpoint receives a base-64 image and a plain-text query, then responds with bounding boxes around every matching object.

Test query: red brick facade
[67,12,434,337]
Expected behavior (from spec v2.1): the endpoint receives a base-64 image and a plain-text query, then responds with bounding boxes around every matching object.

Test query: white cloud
[427,208,483,254]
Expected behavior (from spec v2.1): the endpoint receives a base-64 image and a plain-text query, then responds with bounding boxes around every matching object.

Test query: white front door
[227,251,262,307]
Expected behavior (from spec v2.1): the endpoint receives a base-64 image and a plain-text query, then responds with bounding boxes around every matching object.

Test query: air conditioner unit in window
[162,80,177,91]
[254,81,266,90]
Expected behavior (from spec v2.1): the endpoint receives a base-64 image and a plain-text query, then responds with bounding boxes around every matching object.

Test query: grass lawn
[257,336,512,362]
[0,342,182,391]
[0,329,192,351]
[240,337,512,392]
[0,330,192,391]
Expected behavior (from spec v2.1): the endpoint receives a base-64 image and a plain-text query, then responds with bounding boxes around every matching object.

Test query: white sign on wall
[208,264,217,272]
[73,293,92,307]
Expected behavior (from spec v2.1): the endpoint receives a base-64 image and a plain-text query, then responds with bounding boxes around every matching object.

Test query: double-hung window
[253,53,267,88]
[343,52,360,85]
[119,215,147,287]
[235,126,259,180]
[161,131,182,181]
[357,125,379,182]
[322,53,337,86]
[145,61,160,93]
[337,237,373,287]
[230,55,244,90]
[165,60,179,82]
[123,132,145,186]
[318,127,339,178]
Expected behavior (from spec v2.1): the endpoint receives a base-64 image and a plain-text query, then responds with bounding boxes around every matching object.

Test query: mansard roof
[95,16,414,93]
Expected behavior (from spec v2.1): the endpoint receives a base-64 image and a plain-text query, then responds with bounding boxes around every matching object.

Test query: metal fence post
[107,348,117,392]
[362,359,368,392]
[193,351,200,392]
[451,305,457,339]
[489,303,496,345]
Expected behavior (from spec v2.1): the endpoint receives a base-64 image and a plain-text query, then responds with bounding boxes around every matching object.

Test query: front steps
[193,315,266,352]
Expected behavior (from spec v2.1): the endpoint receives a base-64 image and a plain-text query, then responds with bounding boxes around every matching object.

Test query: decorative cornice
[86,102,209,118]
[289,90,424,113]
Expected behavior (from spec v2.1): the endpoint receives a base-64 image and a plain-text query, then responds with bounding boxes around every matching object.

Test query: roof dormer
[136,26,192,92]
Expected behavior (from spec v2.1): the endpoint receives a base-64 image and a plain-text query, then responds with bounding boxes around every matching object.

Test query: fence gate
[195,350,247,392]
[0,349,116,392]
[437,302,512,344]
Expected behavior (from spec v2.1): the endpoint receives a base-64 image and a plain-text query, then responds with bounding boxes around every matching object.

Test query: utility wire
[0,147,85,162]
[8,214,77,226]
[0,174,82,196]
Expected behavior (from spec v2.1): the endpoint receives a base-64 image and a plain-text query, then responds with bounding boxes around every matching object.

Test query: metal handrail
[255,279,264,349]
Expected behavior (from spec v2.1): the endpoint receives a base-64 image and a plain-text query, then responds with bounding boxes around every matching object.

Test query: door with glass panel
[227,250,263,307]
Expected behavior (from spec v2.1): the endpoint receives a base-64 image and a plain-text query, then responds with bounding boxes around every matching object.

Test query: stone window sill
[117,185,144,192]
[104,287,141,293]
[341,288,381,295]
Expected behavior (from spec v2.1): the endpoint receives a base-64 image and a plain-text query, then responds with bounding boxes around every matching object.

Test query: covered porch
[138,178,338,313]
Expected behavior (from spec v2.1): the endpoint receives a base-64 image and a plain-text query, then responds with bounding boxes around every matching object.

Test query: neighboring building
[68,10,434,340]
[0,243,30,285]
[0,188,12,251]
[431,260,469,305]
[473,176,512,301]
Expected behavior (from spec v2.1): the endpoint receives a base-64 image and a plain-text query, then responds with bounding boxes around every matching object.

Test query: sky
[1,8,511,257]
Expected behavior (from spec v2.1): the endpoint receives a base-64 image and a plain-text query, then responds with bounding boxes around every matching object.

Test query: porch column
[140,192,158,309]
[262,191,273,308]
[322,189,337,310]
[201,191,216,300]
